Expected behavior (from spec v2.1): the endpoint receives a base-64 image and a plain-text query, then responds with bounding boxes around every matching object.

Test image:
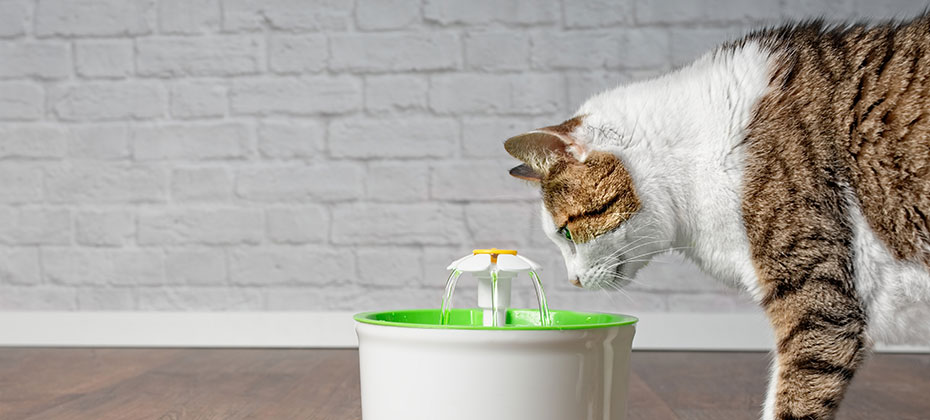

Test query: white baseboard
[0,312,926,352]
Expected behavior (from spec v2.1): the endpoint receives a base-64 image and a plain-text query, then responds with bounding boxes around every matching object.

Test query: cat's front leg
[759,276,871,420]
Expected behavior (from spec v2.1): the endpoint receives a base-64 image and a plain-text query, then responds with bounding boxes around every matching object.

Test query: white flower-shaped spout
[447,249,541,273]
[440,248,549,328]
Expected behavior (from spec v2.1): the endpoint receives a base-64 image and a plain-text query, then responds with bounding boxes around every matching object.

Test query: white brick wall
[0,0,924,313]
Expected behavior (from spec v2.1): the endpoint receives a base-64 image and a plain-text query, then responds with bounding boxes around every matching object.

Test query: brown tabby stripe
[541,151,640,244]
[731,16,930,420]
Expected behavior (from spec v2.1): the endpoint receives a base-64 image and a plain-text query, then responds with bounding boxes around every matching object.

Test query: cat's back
[740,16,930,343]
[746,16,930,265]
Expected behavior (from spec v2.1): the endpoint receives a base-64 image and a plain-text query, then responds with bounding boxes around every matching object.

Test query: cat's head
[505,116,671,290]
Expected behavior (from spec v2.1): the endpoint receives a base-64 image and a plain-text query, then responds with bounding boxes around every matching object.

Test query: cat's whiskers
[596,236,666,265]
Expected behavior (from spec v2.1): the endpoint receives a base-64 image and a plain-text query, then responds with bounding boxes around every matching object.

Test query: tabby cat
[504,15,930,420]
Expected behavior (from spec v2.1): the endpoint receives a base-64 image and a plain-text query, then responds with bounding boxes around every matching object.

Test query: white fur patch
[849,200,930,345]
[552,42,773,297]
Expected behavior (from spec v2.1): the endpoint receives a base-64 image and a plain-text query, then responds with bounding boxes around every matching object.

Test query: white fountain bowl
[354,308,637,420]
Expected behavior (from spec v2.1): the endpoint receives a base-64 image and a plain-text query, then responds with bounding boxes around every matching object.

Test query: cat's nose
[570,277,582,288]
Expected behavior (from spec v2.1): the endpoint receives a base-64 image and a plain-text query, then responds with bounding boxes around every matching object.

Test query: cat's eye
[561,228,573,242]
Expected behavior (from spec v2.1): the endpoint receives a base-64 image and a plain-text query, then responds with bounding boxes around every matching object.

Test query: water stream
[490,271,499,327]
[528,270,551,327]
[439,270,462,325]
[439,268,551,327]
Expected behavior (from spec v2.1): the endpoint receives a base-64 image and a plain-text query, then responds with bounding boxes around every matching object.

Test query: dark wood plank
[632,351,930,420]
[838,353,930,420]
[626,372,681,420]
[0,349,926,420]
[17,349,361,420]
[0,348,181,420]
[632,351,769,417]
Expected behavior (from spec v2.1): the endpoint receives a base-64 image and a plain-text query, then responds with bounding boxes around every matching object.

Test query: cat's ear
[504,130,583,181]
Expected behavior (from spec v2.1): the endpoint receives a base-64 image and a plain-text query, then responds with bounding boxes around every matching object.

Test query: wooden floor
[0,349,927,420]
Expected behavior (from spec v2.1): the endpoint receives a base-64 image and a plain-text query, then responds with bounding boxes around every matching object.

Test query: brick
[0,247,39,285]
[351,288,445,310]
[35,0,154,36]
[0,165,43,203]
[365,162,429,202]
[852,0,928,19]
[329,117,457,158]
[356,0,420,30]
[0,82,42,120]
[564,0,633,28]
[0,0,30,37]
[0,124,68,158]
[171,167,233,202]
[222,0,352,32]
[429,74,511,114]
[159,0,220,33]
[46,163,166,203]
[0,41,69,79]
[230,76,361,116]
[75,210,134,247]
[670,27,741,67]
[169,82,226,119]
[77,287,135,310]
[231,246,355,285]
[463,117,535,158]
[431,160,540,201]
[566,71,630,107]
[266,206,328,244]
[0,208,70,245]
[137,36,261,77]
[622,27,671,70]
[421,246,467,288]
[236,163,364,202]
[75,40,133,79]
[138,208,263,245]
[634,0,703,24]
[465,203,534,247]
[545,288,667,312]
[44,249,162,285]
[357,247,421,286]
[269,35,327,74]
[531,31,624,69]
[510,73,565,115]
[258,120,324,159]
[330,33,460,72]
[365,75,428,112]
[132,123,249,160]
[424,0,559,25]
[466,32,529,71]
[50,82,165,121]
[166,249,227,285]
[264,286,363,310]
[0,286,76,310]
[332,203,466,245]
[69,124,130,160]
[782,0,854,20]
[706,0,781,22]
[528,209,548,246]
[430,73,564,115]
[137,287,262,310]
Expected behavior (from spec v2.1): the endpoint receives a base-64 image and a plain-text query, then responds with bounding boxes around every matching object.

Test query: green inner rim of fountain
[354,308,637,330]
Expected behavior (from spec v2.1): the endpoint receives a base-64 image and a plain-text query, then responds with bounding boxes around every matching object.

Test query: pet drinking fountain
[354,248,638,420]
